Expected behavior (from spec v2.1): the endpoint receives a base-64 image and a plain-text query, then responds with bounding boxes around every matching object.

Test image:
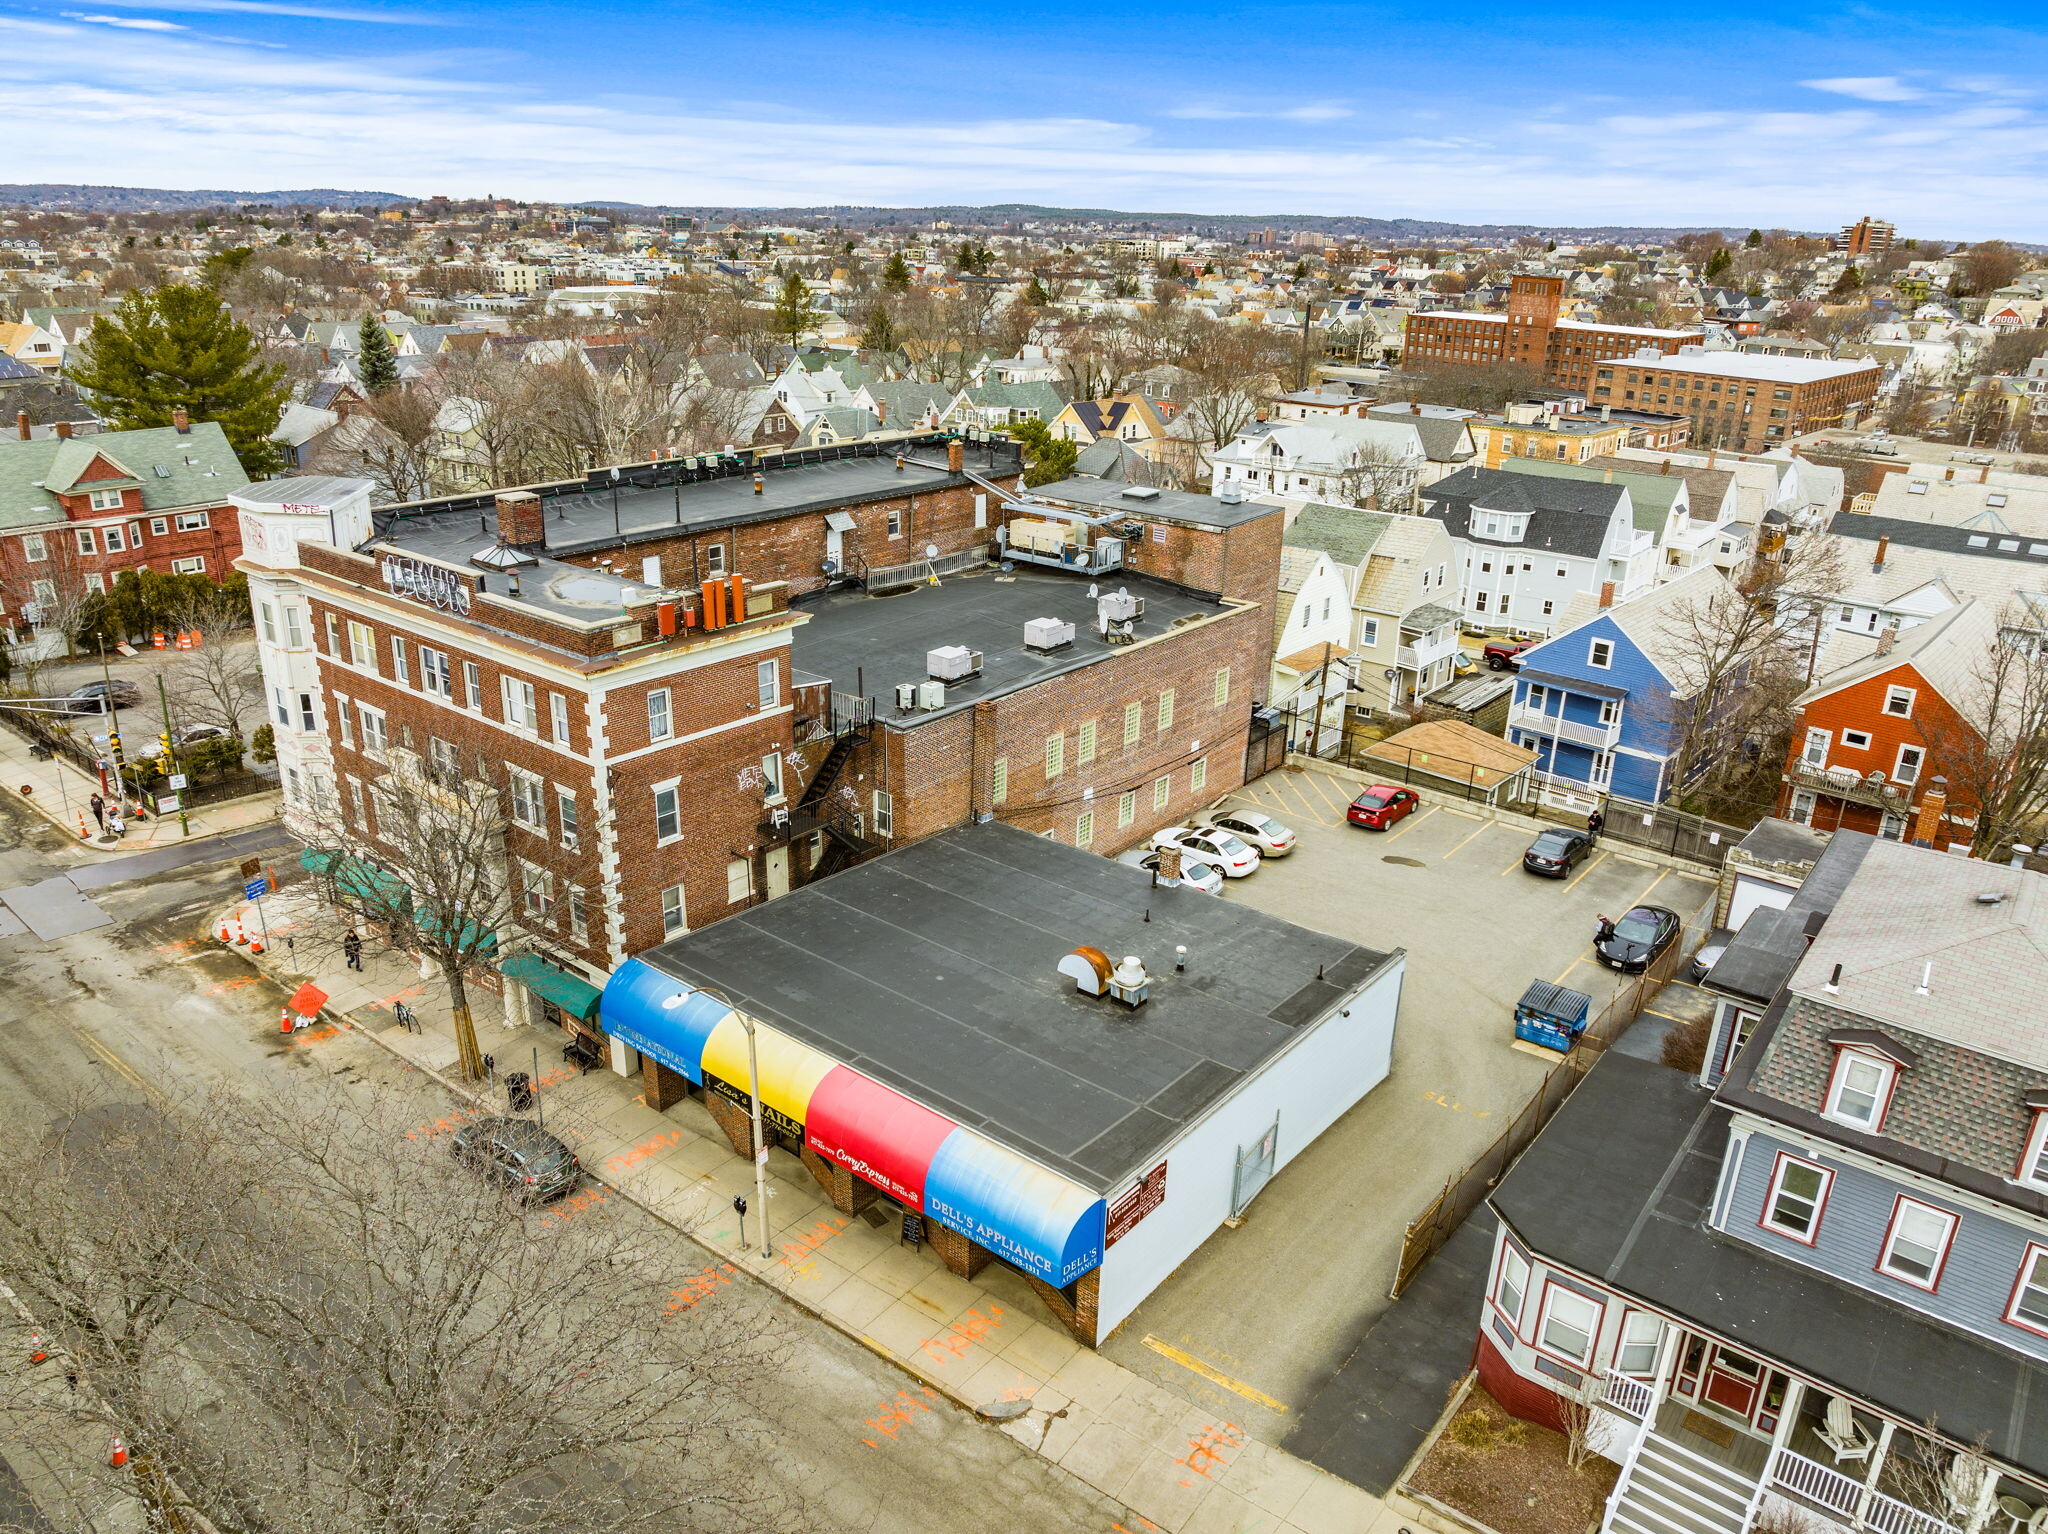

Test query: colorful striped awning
[598,958,1108,1282]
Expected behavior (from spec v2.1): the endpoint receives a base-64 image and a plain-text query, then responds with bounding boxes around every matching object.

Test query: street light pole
[741,1012,772,1261]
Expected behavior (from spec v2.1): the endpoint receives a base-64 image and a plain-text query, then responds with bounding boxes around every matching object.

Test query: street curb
[9,779,281,858]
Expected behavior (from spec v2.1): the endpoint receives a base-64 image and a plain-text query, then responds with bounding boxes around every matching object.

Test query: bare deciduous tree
[1914,603,2048,858]
[0,1084,804,1534]
[165,586,261,738]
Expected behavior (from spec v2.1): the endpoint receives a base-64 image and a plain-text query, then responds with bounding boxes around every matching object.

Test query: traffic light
[158,734,173,773]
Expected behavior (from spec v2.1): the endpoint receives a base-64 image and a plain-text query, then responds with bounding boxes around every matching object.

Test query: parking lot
[1099,762,1718,1446]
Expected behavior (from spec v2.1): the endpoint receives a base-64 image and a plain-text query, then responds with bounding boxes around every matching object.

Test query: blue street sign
[244,878,270,902]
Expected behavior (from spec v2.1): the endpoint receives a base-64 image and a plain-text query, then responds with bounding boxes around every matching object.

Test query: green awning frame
[500,953,602,1022]
[299,848,498,955]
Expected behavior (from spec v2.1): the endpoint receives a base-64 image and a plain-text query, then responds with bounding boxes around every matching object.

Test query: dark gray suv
[450,1116,582,1201]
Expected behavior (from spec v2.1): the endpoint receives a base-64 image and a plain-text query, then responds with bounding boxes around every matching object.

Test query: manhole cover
[1381,855,1426,867]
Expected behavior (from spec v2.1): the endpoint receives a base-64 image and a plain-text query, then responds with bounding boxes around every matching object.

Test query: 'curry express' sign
[381,556,474,615]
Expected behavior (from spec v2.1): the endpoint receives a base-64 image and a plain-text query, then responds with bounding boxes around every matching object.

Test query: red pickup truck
[1483,639,1534,671]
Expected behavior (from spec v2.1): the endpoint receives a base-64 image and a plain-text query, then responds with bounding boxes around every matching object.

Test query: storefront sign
[1106,1160,1168,1248]
[381,556,473,615]
[704,1071,805,1144]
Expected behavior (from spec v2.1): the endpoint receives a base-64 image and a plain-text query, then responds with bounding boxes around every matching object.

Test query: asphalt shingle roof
[0,421,247,530]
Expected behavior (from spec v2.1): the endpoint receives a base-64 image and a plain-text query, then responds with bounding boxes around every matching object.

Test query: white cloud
[61,11,188,26]
[61,0,456,25]
[1801,76,1927,102]
[1167,103,1352,122]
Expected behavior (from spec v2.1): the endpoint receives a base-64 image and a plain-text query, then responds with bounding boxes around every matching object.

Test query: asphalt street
[0,796,1125,1534]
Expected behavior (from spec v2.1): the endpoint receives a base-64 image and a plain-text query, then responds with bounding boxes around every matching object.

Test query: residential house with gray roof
[1281,501,1460,715]
[1479,836,2048,1534]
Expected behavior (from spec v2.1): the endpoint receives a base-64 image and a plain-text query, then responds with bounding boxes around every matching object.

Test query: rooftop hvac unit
[1024,617,1076,651]
[1097,589,1144,624]
[926,644,983,680]
[1216,481,1246,505]
[918,681,947,710]
[895,682,918,711]
[1120,485,1162,501]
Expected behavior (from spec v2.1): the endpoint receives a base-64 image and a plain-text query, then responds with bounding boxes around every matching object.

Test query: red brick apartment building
[1401,273,1698,393]
[236,436,1281,1031]
[1590,348,1881,452]
[0,409,249,640]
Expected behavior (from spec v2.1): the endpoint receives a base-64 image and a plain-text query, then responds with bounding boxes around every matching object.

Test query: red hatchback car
[1347,785,1420,830]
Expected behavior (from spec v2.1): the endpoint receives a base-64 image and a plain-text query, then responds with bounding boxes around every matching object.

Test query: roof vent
[1057,945,1150,1008]
[1976,891,2008,905]
[471,541,537,572]
[1216,481,1245,504]
[1120,484,1161,501]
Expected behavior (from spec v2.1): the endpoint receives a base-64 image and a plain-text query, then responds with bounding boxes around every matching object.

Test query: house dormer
[46,444,145,520]
[1469,506,1529,543]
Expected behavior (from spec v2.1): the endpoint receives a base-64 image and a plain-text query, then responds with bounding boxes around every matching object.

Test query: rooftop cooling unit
[926,645,983,681]
[1024,617,1076,651]
[918,681,947,710]
[895,682,918,711]
[1097,589,1144,624]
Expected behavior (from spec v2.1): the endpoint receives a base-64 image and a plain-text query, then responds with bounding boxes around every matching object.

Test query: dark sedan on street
[1595,905,1682,974]
[1522,827,1594,878]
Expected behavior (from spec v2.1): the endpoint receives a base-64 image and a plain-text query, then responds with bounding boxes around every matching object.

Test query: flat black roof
[1030,478,1280,530]
[791,565,1227,724]
[1491,1053,2048,1479]
[638,821,1398,1192]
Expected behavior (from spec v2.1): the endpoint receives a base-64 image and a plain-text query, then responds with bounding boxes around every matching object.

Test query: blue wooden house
[1506,565,1729,803]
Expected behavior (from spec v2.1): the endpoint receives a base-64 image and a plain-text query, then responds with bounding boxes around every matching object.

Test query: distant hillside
[0,184,413,212]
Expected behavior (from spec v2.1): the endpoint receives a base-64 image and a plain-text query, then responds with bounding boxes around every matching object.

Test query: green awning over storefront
[299,848,497,954]
[500,953,603,1022]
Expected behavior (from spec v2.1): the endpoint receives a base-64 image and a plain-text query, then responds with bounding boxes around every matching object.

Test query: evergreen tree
[1004,419,1079,487]
[356,312,400,395]
[1023,275,1055,307]
[67,282,288,475]
[1830,265,1864,297]
[882,252,913,292]
[859,306,897,353]
[771,271,817,346]
[1744,229,1764,248]
[1703,246,1734,282]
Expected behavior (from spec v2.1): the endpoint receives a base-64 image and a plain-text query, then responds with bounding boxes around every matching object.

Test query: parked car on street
[1595,905,1682,973]
[63,680,142,714]
[172,723,231,747]
[1346,785,1420,831]
[1688,927,1736,983]
[1148,825,1261,877]
[1207,809,1296,857]
[450,1116,582,1201]
[1483,639,1534,671]
[1522,827,1594,878]
[1115,849,1226,895]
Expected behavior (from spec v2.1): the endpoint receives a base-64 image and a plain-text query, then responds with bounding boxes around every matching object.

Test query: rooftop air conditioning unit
[918,681,947,710]
[1097,589,1144,624]
[1216,482,1245,504]
[895,682,918,711]
[926,645,983,681]
[1120,485,1162,501]
[1024,617,1076,651]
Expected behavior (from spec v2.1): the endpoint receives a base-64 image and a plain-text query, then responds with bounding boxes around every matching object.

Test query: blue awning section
[597,959,733,1084]
[923,1129,1107,1287]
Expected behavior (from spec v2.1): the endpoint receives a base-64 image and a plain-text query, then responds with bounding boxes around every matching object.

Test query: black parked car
[1522,827,1594,878]
[450,1116,582,1201]
[1595,905,1682,973]
[63,680,142,714]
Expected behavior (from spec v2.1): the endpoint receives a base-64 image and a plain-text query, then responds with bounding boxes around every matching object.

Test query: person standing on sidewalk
[1587,807,1605,840]
[343,930,363,971]
[88,792,105,832]
[104,805,125,839]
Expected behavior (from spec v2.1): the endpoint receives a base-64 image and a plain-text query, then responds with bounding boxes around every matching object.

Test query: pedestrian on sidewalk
[343,930,363,971]
[1587,806,1606,840]
[88,792,105,831]
[104,805,125,839]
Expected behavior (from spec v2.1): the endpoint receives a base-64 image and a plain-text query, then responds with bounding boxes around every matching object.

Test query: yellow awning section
[700,1016,836,1127]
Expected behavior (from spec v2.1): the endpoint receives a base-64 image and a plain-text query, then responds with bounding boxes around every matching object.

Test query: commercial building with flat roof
[601,820,1406,1344]
[1401,274,1700,396]
[1592,347,1881,453]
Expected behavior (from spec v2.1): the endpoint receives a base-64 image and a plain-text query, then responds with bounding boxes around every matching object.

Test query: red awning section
[805,1065,958,1211]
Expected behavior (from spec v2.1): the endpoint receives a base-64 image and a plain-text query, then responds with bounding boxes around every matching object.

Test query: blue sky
[4,0,2047,239]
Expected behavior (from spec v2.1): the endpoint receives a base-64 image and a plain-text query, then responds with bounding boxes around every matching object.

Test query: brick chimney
[1944,467,1954,481]
[495,490,544,549]
[1660,459,1672,475]
[1911,780,1947,845]
[1981,464,1991,483]
[875,398,888,425]
[1599,581,1616,608]
[947,439,964,473]
[1873,534,1889,571]
[172,406,190,434]
[1875,626,1897,655]
[54,421,72,439]
[14,411,27,441]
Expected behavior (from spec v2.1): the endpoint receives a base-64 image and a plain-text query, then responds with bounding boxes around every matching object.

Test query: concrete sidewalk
[223,886,1396,1534]
[0,718,279,854]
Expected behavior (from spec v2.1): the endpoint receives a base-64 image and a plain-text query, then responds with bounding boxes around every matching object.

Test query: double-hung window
[1123,702,1142,746]
[652,782,682,843]
[282,606,305,649]
[346,621,376,670]
[1213,667,1231,706]
[356,704,388,757]
[2008,1246,2048,1336]
[1616,1312,1663,1375]
[1824,1050,1895,1131]
[555,787,579,848]
[1588,638,1613,669]
[647,688,673,742]
[1878,1197,1956,1290]
[463,662,483,710]
[258,603,278,644]
[548,692,570,745]
[1157,688,1175,732]
[1076,719,1096,766]
[756,659,779,710]
[502,677,538,733]
[990,757,1008,806]
[89,488,123,512]
[1495,1245,1530,1325]
[390,636,409,685]
[660,884,687,938]
[1537,1286,1601,1365]
[508,768,545,831]
[1762,1154,1831,1242]
[420,647,451,699]
[1045,732,1064,779]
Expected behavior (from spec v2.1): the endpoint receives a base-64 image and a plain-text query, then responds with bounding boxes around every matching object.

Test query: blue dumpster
[1514,980,1592,1052]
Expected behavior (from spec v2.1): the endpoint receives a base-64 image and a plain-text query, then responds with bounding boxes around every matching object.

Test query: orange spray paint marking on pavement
[662,1262,739,1315]
[1174,1421,1246,1487]
[541,1188,607,1225]
[602,1130,684,1175]
[777,1216,847,1266]
[859,1386,940,1447]
[917,1305,1005,1364]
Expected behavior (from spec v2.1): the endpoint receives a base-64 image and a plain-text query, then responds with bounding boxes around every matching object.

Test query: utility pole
[741,1012,772,1261]
[154,672,190,837]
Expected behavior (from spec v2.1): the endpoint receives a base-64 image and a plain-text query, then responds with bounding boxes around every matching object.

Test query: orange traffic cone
[218,917,233,943]
[231,917,246,946]
[108,1437,127,1469]
[248,930,264,955]
[26,1332,47,1365]
[280,1008,294,1035]
[77,814,90,840]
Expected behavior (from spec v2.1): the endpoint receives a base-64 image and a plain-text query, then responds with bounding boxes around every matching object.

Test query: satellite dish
[822,557,841,575]
[924,543,940,559]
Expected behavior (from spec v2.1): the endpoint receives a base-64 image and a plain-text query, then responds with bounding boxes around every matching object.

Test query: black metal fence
[1524,776,1746,869]
[0,702,271,809]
